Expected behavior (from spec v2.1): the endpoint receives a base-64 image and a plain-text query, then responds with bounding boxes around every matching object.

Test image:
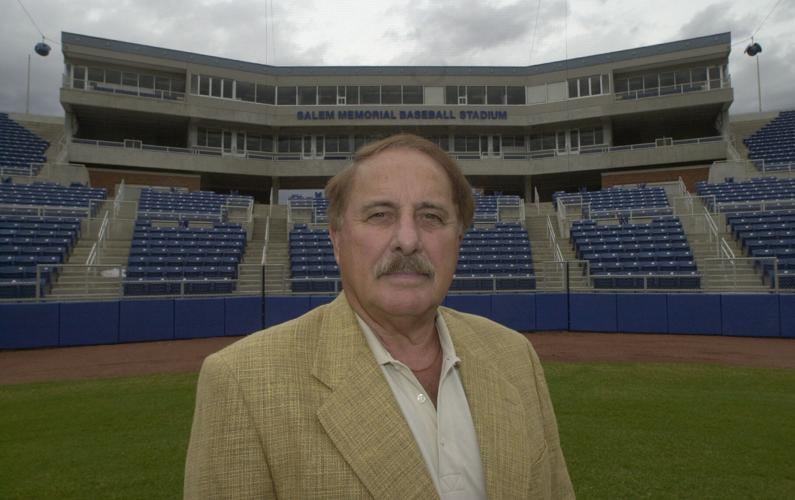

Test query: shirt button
[417,393,427,403]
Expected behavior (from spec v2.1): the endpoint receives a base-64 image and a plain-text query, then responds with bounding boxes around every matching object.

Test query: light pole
[25,38,51,115]
[744,39,763,113]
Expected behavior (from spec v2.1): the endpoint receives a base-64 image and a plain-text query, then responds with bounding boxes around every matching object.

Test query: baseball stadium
[1,22,793,499]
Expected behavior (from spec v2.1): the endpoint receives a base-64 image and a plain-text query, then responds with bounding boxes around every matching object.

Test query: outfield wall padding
[616,294,668,334]
[721,294,781,337]
[0,302,59,349]
[265,296,312,328]
[444,295,492,318]
[224,296,263,337]
[2,293,793,349]
[59,301,120,346]
[667,294,722,335]
[174,298,226,339]
[535,293,569,331]
[491,294,535,332]
[569,293,617,332]
[780,294,795,338]
[119,299,175,343]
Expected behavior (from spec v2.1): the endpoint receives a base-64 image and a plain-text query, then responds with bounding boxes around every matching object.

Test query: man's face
[329,147,462,323]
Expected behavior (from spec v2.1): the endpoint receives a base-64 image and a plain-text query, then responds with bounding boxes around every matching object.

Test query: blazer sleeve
[527,341,576,499]
[184,353,275,499]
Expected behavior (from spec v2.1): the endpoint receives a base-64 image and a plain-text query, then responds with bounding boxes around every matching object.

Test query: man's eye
[368,212,387,221]
[422,213,444,223]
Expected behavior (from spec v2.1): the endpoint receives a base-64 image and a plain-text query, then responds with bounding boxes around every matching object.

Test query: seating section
[289,193,329,224]
[472,194,522,223]
[138,188,253,219]
[124,219,246,295]
[289,225,338,292]
[454,223,535,291]
[744,110,795,170]
[696,177,795,212]
[726,210,795,288]
[571,217,700,289]
[0,214,81,298]
[289,221,535,293]
[553,186,671,218]
[0,113,48,176]
[0,182,107,216]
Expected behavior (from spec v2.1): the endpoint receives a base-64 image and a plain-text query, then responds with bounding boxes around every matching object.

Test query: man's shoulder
[440,306,530,349]
[205,301,330,372]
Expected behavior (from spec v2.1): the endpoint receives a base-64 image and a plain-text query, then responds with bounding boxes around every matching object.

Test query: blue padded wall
[535,293,568,331]
[667,294,722,335]
[175,298,226,339]
[616,294,668,333]
[0,303,59,349]
[444,295,492,318]
[721,294,780,337]
[119,299,175,343]
[59,301,119,346]
[265,296,312,328]
[569,293,617,332]
[491,294,535,332]
[224,296,263,337]
[780,294,795,338]
[310,295,336,308]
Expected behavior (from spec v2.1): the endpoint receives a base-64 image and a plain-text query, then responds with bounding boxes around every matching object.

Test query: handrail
[260,216,271,266]
[546,216,564,263]
[703,207,721,257]
[260,185,276,266]
[113,178,126,217]
[534,186,541,215]
[676,176,688,197]
[86,210,110,265]
[719,237,735,260]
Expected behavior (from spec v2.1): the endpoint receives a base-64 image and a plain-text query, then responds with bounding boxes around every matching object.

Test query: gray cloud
[677,1,794,114]
[386,0,540,65]
[0,0,792,117]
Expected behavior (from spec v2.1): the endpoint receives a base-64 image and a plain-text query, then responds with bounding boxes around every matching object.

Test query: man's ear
[328,224,341,265]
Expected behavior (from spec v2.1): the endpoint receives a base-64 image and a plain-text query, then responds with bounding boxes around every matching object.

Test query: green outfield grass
[0,363,793,499]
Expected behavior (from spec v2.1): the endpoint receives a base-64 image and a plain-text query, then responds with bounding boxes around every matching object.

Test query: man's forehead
[353,149,451,190]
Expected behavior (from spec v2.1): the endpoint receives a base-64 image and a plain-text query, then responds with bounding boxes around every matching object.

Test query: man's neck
[346,293,439,359]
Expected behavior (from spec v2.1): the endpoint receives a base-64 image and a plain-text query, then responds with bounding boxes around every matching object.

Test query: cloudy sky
[1,0,792,116]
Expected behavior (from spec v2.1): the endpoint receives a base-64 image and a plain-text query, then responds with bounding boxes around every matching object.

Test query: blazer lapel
[313,295,437,499]
[443,310,532,499]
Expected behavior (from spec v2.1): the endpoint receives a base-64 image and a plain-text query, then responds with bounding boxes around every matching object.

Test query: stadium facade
[60,31,733,201]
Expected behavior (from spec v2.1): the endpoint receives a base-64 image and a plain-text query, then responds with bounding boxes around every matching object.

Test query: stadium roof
[62,31,731,77]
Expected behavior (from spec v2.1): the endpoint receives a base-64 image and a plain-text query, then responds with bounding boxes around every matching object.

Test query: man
[184,134,574,499]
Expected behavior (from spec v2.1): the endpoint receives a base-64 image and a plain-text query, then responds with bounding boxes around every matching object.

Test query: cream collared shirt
[357,314,487,500]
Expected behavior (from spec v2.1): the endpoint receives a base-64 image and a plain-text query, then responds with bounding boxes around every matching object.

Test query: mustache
[374,253,435,279]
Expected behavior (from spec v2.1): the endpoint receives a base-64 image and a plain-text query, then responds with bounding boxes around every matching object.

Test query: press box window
[402,86,423,104]
[318,86,336,105]
[360,86,381,104]
[277,86,297,105]
[381,86,402,104]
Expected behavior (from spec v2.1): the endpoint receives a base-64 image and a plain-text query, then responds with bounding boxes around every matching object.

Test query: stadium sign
[296,109,508,121]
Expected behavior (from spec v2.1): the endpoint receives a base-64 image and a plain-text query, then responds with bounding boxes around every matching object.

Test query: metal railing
[86,209,110,265]
[0,162,44,177]
[614,79,730,101]
[70,134,726,164]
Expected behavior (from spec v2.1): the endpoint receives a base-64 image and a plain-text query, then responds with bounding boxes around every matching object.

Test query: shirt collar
[357,312,461,368]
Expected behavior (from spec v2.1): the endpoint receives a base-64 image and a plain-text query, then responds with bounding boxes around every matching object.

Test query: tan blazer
[184,294,574,499]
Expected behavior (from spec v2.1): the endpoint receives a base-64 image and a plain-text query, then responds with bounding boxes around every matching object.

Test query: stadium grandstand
[1,30,794,349]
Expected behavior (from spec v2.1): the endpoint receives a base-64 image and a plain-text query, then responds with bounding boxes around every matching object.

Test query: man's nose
[392,213,421,254]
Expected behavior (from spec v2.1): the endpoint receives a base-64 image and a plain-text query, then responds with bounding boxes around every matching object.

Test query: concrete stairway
[237,205,291,295]
[48,200,134,300]
[676,197,766,291]
[525,202,590,291]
